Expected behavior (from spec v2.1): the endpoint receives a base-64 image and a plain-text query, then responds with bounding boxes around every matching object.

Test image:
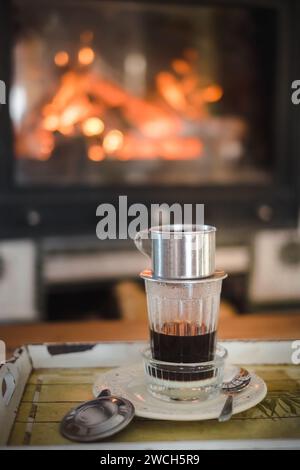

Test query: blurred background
[0,0,299,325]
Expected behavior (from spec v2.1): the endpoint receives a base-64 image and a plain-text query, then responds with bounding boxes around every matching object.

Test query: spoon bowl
[218,367,251,422]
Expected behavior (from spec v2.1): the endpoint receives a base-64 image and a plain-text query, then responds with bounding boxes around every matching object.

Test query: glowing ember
[59,125,74,136]
[78,47,95,65]
[34,129,54,160]
[118,135,158,160]
[202,85,223,103]
[82,117,104,136]
[182,76,199,94]
[39,140,54,160]
[54,51,69,67]
[124,98,181,138]
[160,138,203,160]
[172,59,191,75]
[114,134,202,161]
[103,130,124,154]
[156,72,187,112]
[43,115,59,131]
[60,100,88,127]
[140,118,179,139]
[80,30,94,44]
[88,145,105,161]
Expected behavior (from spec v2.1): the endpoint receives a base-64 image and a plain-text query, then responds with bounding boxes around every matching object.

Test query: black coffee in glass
[150,321,216,363]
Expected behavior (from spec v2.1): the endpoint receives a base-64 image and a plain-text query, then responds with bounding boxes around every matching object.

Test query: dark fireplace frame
[0,0,299,240]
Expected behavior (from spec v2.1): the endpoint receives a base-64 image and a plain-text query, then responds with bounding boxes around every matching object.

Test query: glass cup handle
[134,229,152,258]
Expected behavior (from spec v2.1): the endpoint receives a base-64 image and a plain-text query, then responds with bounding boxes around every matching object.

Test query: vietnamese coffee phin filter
[135,225,228,401]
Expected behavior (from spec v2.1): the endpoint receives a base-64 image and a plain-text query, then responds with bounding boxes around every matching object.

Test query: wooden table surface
[1,308,300,357]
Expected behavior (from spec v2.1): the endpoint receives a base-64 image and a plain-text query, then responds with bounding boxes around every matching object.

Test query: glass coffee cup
[140,270,227,401]
[141,269,226,363]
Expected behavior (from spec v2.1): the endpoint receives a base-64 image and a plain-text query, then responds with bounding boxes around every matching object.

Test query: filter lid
[60,390,135,442]
[140,269,227,284]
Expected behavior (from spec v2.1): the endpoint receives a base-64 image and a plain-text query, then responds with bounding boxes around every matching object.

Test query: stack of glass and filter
[135,225,227,401]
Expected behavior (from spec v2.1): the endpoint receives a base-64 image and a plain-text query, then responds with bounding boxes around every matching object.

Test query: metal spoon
[218,367,251,422]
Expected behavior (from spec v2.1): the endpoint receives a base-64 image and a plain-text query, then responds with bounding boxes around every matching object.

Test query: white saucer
[93,364,267,421]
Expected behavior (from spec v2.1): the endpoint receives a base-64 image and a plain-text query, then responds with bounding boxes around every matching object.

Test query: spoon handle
[218,394,233,422]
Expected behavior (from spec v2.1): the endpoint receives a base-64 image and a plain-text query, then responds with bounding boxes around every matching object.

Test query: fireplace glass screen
[10,1,277,186]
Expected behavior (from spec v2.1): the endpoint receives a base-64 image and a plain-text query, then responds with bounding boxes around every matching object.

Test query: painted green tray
[0,341,299,449]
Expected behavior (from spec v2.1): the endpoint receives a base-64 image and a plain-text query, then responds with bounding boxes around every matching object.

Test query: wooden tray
[0,340,300,449]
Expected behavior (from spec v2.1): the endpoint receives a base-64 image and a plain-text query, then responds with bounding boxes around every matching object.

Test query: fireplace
[0,0,298,237]
[11,0,276,186]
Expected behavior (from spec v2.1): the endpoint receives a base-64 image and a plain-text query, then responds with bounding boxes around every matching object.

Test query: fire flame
[88,144,105,162]
[78,47,95,66]
[16,40,229,162]
[103,130,124,154]
[54,51,69,67]
[82,117,104,136]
